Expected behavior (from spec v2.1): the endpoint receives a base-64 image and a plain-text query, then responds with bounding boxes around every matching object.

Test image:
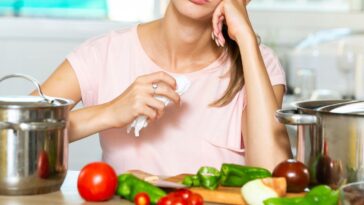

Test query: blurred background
[1,0,364,170]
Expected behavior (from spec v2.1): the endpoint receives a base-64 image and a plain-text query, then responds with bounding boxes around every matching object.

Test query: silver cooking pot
[276,100,364,189]
[0,74,73,195]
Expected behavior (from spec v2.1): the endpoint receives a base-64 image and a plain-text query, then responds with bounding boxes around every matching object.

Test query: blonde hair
[211,25,244,107]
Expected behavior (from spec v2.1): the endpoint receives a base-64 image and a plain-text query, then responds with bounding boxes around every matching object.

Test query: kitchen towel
[127,75,190,137]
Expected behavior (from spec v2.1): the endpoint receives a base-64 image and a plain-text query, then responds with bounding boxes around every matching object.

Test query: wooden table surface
[0,171,218,205]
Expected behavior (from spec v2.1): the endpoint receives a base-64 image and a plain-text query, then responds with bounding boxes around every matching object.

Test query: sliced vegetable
[197,166,220,190]
[272,159,310,193]
[182,175,200,187]
[117,173,166,205]
[220,163,272,187]
[77,162,118,202]
[241,177,287,205]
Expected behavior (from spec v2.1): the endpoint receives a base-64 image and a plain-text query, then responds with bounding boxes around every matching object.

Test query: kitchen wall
[1,10,364,170]
[0,17,131,170]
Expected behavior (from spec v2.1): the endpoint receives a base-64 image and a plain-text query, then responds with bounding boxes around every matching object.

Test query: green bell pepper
[263,185,339,205]
[197,166,221,190]
[263,197,308,205]
[182,166,220,190]
[116,173,166,205]
[182,175,200,187]
[219,163,272,187]
[305,185,339,205]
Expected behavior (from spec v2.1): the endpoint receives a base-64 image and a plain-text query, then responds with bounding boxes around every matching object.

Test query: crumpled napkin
[127,75,191,137]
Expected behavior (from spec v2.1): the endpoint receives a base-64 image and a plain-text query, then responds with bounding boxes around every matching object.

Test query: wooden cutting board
[129,170,305,205]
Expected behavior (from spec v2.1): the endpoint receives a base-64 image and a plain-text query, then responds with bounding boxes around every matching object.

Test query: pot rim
[293,99,364,117]
[0,96,74,109]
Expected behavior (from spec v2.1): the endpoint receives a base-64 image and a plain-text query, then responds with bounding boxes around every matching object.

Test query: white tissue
[127,75,190,137]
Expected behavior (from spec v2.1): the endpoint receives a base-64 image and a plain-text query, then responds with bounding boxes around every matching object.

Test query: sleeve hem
[66,54,94,106]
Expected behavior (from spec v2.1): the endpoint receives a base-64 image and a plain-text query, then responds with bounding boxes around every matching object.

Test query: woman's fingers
[212,3,223,36]
[144,97,166,119]
[143,82,180,105]
[212,2,226,47]
[138,71,177,90]
[139,105,158,121]
[218,16,225,46]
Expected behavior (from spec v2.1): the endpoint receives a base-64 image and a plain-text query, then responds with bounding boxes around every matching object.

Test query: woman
[38,0,291,175]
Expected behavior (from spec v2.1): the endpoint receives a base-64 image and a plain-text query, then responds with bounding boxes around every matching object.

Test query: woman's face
[169,0,222,21]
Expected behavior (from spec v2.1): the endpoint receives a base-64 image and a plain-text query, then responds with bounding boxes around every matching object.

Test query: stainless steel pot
[276,100,364,189]
[0,74,73,195]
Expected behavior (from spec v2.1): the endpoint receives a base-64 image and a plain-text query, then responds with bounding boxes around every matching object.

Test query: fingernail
[215,39,220,47]
[211,32,215,40]
[219,36,225,47]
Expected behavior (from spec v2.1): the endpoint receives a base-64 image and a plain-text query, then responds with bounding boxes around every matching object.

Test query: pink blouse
[67,25,286,176]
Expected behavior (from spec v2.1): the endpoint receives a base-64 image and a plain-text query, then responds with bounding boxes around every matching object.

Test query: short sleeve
[260,44,287,89]
[66,35,108,107]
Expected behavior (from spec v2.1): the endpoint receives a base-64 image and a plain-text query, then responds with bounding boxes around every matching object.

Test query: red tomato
[134,192,151,205]
[170,197,188,205]
[77,162,117,202]
[175,189,193,201]
[188,193,204,205]
[157,196,173,205]
[37,150,50,179]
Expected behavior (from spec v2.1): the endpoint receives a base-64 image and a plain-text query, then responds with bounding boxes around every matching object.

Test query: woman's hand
[104,71,180,128]
[212,0,255,46]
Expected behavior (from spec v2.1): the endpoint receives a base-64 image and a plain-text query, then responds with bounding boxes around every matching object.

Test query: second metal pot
[276,100,364,189]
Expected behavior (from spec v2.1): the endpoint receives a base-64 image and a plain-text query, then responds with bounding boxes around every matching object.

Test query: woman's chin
[170,0,218,21]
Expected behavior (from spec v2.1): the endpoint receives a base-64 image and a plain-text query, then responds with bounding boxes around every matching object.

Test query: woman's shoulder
[79,25,137,49]
[258,44,286,86]
[259,44,279,61]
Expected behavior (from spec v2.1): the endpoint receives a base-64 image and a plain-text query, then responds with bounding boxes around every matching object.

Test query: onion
[272,159,310,193]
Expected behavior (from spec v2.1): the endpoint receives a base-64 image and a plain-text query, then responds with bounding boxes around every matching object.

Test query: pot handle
[0,120,66,131]
[0,122,12,129]
[0,74,54,104]
[275,108,317,125]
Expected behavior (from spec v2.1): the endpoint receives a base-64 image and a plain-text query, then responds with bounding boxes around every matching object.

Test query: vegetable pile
[76,160,341,205]
[77,162,204,205]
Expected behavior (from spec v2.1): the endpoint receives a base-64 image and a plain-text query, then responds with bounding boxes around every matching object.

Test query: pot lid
[0,96,72,108]
[324,101,364,115]
[293,100,364,116]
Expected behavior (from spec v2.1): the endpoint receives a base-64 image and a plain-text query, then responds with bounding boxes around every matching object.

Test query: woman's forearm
[68,102,115,142]
[237,33,291,170]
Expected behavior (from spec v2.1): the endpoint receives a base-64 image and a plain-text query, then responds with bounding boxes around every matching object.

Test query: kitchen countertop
[0,171,217,205]
[0,171,127,205]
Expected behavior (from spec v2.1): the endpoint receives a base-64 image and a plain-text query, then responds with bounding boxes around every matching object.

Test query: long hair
[210,24,244,107]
